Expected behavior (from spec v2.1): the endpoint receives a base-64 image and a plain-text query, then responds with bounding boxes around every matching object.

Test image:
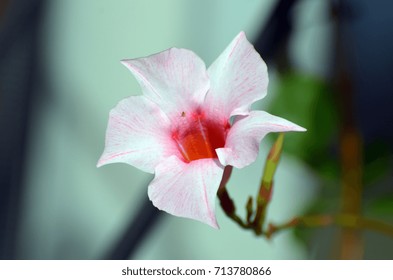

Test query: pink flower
[97,32,305,228]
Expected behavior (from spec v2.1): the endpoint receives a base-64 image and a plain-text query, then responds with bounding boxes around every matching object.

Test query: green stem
[253,133,285,234]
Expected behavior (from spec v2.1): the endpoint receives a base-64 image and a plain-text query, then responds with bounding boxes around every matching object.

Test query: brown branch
[266,214,393,240]
[218,180,393,240]
[217,172,393,239]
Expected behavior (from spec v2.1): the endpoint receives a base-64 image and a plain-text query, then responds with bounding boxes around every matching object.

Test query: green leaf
[268,71,339,180]
[363,140,392,186]
[366,196,393,217]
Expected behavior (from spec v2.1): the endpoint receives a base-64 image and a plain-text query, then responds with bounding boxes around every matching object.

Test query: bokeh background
[1,0,392,259]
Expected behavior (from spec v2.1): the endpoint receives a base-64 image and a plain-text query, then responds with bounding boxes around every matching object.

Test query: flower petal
[97,96,179,173]
[148,156,224,228]
[121,48,209,121]
[216,111,306,169]
[205,31,268,118]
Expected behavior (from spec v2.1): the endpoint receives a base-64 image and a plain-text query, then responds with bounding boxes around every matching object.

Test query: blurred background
[0,0,392,260]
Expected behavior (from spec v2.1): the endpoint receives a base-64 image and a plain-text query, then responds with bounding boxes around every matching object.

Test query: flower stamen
[196,115,214,159]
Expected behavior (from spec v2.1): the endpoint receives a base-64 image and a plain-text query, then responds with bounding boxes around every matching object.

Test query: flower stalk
[218,134,393,241]
[253,133,284,234]
[218,133,285,235]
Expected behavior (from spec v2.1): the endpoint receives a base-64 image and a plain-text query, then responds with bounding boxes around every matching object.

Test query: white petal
[121,48,209,121]
[205,31,268,118]
[97,96,179,173]
[148,156,224,228]
[216,111,306,169]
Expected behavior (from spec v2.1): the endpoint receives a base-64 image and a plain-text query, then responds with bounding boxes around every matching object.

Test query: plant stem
[218,167,393,241]
[252,133,284,234]
[266,214,393,240]
[332,0,364,259]
[338,129,363,258]
[218,181,393,239]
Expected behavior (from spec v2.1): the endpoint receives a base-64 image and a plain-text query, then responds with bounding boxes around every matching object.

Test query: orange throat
[172,111,230,162]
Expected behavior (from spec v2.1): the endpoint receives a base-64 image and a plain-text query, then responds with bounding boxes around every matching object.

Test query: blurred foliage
[269,71,340,181]
[363,140,392,187]
[268,71,341,235]
[363,140,393,217]
[269,71,393,253]
[366,195,393,217]
[269,70,392,188]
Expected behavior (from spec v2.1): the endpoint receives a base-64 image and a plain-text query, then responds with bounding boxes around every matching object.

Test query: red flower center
[172,110,230,162]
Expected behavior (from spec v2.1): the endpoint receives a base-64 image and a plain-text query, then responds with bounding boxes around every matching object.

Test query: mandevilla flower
[97,31,305,228]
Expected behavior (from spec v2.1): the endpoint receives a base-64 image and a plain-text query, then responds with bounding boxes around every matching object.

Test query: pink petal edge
[216,111,306,169]
[147,156,224,228]
[205,31,269,119]
[121,48,210,121]
[97,96,179,173]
